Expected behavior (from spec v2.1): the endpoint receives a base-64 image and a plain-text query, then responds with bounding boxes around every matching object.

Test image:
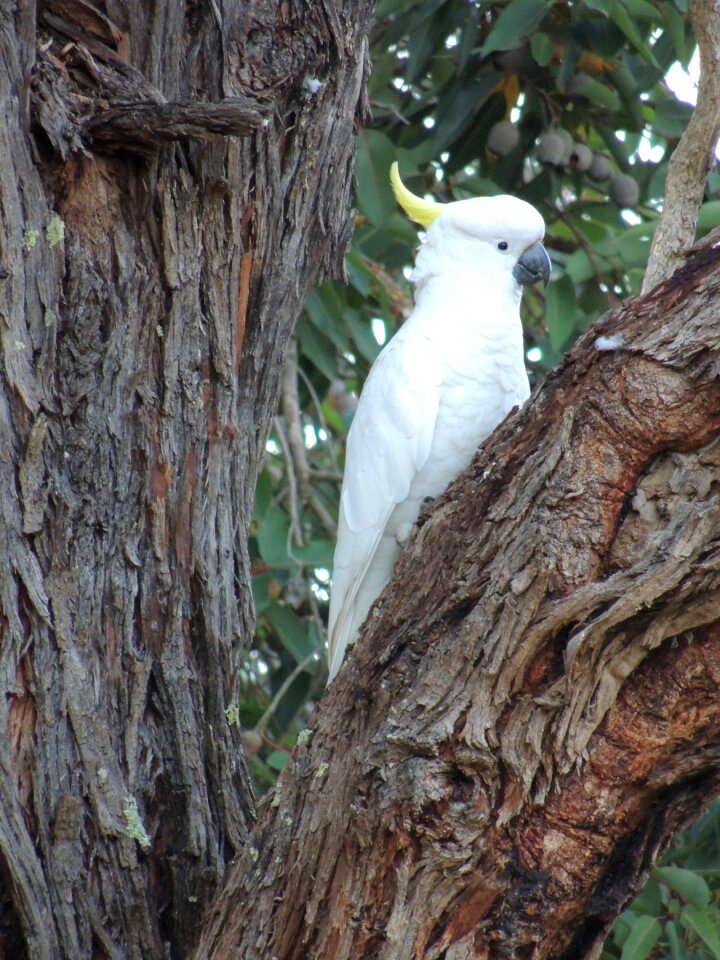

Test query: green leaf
[613,910,637,948]
[607,66,646,131]
[271,669,313,729]
[620,915,661,960]
[617,230,652,269]
[428,53,456,90]
[305,286,349,352]
[452,174,504,198]
[564,249,595,285]
[368,45,398,103]
[406,10,452,83]
[346,251,373,297]
[621,0,662,19]
[293,539,335,567]
[699,201,720,232]
[631,877,662,916]
[253,469,273,520]
[457,7,481,72]
[653,866,711,910]
[530,32,554,67]
[545,274,577,351]
[430,74,502,153]
[252,571,275,615]
[320,396,345,435]
[377,0,447,47]
[356,130,397,226]
[347,311,381,363]
[571,74,622,112]
[266,750,288,771]
[480,0,552,56]
[681,907,720,958]
[664,920,683,960]
[661,3,690,65]
[256,504,290,566]
[394,147,423,181]
[608,0,657,63]
[297,316,338,381]
[264,602,314,664]
[653,100,694,138]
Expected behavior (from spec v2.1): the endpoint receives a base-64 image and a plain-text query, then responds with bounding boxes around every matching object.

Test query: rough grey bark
[0,2,372,957]
[196,244,720,960]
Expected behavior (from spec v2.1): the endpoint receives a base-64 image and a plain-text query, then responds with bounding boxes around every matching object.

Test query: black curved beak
[513,240,551,287]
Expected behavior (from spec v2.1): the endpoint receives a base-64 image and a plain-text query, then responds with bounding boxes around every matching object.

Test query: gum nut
[240,729,263,759]
[537,132,566,166]
[609,173,640,208]
[589,153,612,180]
[554,128,575,162]
[487,121,520,156]
[568,142,593,171]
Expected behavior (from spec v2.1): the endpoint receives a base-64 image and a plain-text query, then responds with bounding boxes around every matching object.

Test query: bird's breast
[379,288,530,545]
[386,342,529,546]
[430,365,526,468]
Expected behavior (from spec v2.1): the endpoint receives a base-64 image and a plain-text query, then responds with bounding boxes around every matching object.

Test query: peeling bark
[197,247,720,960]
[0,2,372,957]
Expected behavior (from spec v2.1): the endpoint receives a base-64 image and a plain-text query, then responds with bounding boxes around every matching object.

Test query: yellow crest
[390,162,443,228]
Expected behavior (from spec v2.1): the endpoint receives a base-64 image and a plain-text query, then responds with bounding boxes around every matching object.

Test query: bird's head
[390,162,551,291]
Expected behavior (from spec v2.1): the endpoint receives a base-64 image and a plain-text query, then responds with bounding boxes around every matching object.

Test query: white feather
[327,194,546,681]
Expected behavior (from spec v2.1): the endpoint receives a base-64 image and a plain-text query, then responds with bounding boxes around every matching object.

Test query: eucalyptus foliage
[604,801,720,960]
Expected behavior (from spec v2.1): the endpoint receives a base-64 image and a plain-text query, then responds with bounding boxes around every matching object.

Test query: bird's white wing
[327,333,441,680]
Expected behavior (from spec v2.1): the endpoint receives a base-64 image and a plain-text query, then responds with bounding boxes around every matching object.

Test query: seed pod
[240,729,263,760]
[609,173,640,208]
[589,153,612,181]
[554,128,575,164]
[568,142,593,171]
[537,132,566,166]
[487,121,520,156]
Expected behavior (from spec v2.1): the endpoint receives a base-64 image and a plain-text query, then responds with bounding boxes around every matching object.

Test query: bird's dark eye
[498,241,509,251]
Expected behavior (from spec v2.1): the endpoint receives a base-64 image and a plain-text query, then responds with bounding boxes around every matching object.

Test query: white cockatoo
[327,164,550,682]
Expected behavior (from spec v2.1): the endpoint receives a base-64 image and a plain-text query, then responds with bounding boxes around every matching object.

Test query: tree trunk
[0,2,372,957]
[196,246,720,960]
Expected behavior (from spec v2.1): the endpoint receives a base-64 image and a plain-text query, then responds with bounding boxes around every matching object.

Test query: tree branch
[31,37,270,159]
[273,416,305,550]
[281,341,338,538]
[86,98,269,155]
[253,651,318,739]
[642,0,720,291]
